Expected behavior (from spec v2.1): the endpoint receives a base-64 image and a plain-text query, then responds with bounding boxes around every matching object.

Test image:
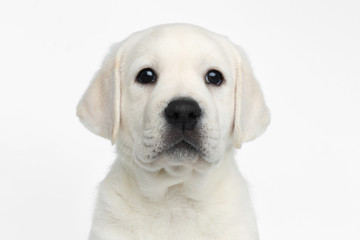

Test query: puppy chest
[128,205,228,240]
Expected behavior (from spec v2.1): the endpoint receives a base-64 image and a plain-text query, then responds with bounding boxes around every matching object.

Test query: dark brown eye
[136,68,157,84]
[205,70,223,85]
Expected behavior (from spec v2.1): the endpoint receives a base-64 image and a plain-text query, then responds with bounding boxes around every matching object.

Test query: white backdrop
[0,0,359,239]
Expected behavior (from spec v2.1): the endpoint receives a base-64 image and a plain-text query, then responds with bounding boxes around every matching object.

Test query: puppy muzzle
[163,97,203,153]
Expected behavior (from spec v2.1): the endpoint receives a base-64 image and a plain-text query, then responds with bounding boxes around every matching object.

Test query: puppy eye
[205,70,224,85]
[136,68,157,84]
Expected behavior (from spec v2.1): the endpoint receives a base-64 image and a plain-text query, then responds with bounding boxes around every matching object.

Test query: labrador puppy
[77,24,270,240]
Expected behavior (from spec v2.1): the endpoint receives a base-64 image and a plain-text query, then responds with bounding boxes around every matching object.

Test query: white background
[0,0,359,239]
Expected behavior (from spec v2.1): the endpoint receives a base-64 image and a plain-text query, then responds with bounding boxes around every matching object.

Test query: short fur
[77,24,270,240]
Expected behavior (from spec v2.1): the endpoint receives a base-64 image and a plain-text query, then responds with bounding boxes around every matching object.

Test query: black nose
[165,98,202,130]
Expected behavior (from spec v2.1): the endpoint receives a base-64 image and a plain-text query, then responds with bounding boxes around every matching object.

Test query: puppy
[77,24,270,240]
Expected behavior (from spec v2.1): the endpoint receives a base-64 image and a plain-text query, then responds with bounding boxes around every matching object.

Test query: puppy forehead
[126,25,231,67]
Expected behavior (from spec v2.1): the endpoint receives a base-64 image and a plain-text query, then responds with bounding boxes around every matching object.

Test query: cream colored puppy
[77,24,270,240]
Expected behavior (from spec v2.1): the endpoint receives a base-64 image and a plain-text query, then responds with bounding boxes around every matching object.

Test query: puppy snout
[165,98,202,130]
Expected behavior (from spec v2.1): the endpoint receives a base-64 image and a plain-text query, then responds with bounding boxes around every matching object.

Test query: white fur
[77,24,270,240]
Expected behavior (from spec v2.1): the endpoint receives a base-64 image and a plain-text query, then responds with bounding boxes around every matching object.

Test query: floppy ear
[233,47,270,148]
[76,42,123,144]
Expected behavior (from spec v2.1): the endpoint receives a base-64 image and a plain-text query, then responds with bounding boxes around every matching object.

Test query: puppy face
[120,27,237,175]
[77,24,270,177]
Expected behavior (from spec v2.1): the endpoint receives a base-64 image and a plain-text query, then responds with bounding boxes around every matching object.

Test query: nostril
[188,111,200,119]
[165,108,179,119]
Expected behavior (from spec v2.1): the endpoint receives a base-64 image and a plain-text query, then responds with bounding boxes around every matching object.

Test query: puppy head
[77,24,270,176]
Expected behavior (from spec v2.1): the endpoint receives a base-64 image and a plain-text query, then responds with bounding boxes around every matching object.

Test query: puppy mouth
[137,126,220,172]
[149,126,201,161]
[166,139,198,154]
[140,126,206,163]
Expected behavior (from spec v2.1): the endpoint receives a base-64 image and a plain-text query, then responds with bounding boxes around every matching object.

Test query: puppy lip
[141,127,204,160]
[167,139,198,152]
[165,126,201,145]
[164,131,201,152]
